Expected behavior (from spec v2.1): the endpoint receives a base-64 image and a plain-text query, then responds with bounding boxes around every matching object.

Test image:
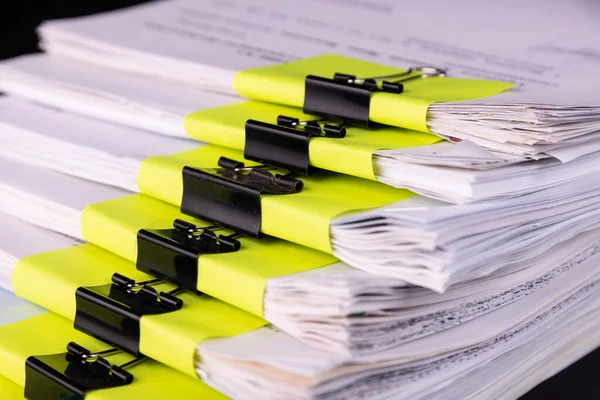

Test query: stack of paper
[4,97,600,293]
[3,173,600,399]
[5,95,600,207]
[198,276,600,400]
[31,0,600,158]
[0,55,532,187]
[428,91,600,159]
[2,0,600,398]
[2,156,593,357]
[0,54,237,137]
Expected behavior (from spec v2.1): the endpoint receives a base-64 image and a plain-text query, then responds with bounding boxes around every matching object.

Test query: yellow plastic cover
[0,313,227,399]
[0,374,22,400]
[81,194,337,316]
[12,244,266,377]
[137,145,414,254]
[184,101,441,180]
[233,54,514,132]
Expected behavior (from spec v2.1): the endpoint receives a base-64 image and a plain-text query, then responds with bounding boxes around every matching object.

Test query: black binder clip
[244,115,346,175]
[25,342,144,400]
[136,218,241,291]
[303,66,446,125]
[181,156,302,237]
[74,273,184,355]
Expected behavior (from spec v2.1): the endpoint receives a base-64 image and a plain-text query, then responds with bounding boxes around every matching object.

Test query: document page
[41,0,600,90]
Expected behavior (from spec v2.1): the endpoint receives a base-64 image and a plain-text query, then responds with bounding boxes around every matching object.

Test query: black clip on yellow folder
[25,257,194,398]
[245,116,346,175]
[303,67,445,126]
[137,218,242,291]
[25,273,178,398]
[26,342,143,399]
[180,157,303,237]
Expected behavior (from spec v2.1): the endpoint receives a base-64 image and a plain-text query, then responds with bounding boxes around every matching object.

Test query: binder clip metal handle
[216,157,304,193]
[111,273,183,310]
[25,342,144,399]
[332,72,402,93]
[276,115,346,138]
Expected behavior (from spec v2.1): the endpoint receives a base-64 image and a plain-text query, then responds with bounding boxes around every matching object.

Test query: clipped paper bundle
[2,57,600,205]
[2,0,600,397]
[2,157,587,356]
[2,98,600,292]
[28,0,600,159]
[3,175,600,399]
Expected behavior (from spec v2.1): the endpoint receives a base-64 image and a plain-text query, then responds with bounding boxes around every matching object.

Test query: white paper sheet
[39,0,600,93]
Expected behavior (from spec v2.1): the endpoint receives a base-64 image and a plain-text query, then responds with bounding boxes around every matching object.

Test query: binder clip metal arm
[303,66,446,125]
[25,342,145,399]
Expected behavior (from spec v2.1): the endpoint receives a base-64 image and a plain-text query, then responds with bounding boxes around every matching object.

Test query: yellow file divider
[0,313,226,399]
[233,54,514,132]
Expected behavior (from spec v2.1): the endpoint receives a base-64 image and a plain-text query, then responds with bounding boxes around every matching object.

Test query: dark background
[1,1,599,399]
[0,0,148,59]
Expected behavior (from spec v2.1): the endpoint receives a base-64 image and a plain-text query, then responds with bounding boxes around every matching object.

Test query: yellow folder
[0,310,227,399]
[0,374,22,400]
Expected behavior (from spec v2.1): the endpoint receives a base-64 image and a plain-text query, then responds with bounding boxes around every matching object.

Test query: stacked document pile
[3,98,600,292]
[3,157,600,399]
[1,1,600,399]
[11,0,600,160]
